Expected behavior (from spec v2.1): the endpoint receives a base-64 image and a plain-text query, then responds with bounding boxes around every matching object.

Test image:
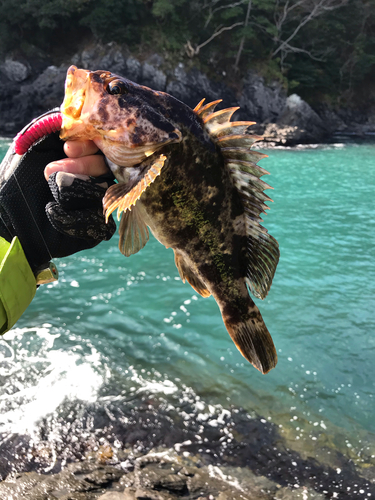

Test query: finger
[44,155,109,180]
[64,140,99,158]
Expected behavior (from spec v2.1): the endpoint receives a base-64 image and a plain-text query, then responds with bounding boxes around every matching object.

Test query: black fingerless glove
[0,120,116,274]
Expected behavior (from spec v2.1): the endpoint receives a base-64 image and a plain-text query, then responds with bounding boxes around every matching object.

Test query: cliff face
[1,44,374,145]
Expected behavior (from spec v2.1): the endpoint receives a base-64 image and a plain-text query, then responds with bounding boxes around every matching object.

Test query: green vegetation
[1,0,374,107]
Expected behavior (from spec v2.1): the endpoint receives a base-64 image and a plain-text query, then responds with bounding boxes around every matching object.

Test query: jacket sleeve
[0,236,36,334]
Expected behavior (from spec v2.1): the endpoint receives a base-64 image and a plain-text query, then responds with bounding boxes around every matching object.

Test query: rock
[122,490,137,500]
[315,104,348,134]
[0,471,42,498]
[3,58,31,82]
[0,470,95,499]
[275,94,328,144]
[0,63,67,134]
[0,461,128,500]
[141,62,167,91]
[98,492,131,500]
[274,486,325,499]
[134,487,171,499]
[0,42,373,142]
[80,466,124,487]
[316,102,375,137]
[125,57,142,82]
[239,73,287,123]
[252,93,330,145]
[260,123,302,145]
[166,63,236,112]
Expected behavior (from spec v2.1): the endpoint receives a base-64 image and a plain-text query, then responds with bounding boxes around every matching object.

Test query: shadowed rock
[1,43,373,142]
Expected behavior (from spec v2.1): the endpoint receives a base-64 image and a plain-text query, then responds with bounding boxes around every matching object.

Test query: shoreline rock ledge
[0,43,374,145]
[0,448,326,500]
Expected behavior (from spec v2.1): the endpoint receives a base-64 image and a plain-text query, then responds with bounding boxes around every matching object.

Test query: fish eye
[107,80,128,95]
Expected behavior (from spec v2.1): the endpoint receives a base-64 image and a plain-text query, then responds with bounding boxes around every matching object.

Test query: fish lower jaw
[60,120,99,142]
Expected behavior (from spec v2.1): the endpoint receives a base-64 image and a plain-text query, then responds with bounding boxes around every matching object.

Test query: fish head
[60,65,182,167]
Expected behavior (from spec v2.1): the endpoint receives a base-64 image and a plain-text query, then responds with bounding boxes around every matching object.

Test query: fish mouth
[60,66,91,139]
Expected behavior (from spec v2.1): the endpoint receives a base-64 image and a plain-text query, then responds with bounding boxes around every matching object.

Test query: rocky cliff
[1,44,374,145]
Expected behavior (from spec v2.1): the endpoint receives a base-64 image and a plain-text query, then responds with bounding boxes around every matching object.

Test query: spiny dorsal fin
[208,121,256,137]
[193,99,280,300]
[193,98,206,113]
[103,154,166,222]
[217,134,263,147]
[195,99,222,120]
[203,106,239,126]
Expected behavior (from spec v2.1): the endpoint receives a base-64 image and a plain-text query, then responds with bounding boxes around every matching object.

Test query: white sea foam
[258,142,348,150]
[0,326,105,436]
[128,366,178,395]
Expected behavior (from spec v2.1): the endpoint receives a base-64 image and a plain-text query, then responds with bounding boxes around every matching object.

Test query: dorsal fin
[193,99,280,300]
[203,107,239,125]
[193,98,206,113]
[195,99,222,119]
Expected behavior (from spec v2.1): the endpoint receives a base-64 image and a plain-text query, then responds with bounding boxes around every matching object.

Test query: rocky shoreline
[0,392,374,500]
[1,440,374,500]
[0,450,301,500]
[0,447,328,500]
[1,43,374,145]
[1,428,374,500]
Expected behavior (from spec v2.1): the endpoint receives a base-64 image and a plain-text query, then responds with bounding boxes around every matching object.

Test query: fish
[60,65,280,374]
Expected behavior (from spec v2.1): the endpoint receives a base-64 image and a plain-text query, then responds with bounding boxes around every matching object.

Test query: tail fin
[223,302,277,374]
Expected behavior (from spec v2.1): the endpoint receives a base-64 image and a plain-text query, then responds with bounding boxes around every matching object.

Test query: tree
[234,0,252,71]
[184,0,246,57]
[271,0,348,70]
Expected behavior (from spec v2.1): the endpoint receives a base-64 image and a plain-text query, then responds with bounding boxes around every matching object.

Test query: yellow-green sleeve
[0,236,36,334]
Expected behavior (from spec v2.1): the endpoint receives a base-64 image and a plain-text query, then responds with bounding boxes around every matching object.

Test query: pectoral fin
[103,154,167,222]
[119,206,149,257]
[174,250,211,298]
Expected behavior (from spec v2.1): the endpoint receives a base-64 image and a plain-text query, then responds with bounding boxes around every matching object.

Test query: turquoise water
[0,139,374,491]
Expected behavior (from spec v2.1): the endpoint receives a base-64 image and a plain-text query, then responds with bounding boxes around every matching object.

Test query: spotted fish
[60,65,280,374]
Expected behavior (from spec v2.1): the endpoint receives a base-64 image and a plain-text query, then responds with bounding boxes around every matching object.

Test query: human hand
[45,139,109,180]
[0,110,116,275]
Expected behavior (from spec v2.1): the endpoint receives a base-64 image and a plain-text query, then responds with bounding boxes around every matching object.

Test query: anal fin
[174,250,211,298]
[119,205,149,257]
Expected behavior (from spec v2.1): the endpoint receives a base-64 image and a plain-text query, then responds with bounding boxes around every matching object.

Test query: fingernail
[44,162,59,180]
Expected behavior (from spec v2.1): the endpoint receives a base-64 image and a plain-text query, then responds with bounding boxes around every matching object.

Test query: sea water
[0,139,374,495]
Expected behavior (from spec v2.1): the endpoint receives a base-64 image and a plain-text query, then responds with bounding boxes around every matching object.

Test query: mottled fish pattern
[60,66,280,374]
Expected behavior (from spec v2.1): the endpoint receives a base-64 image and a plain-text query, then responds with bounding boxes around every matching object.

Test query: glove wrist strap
[34,262,59,285]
